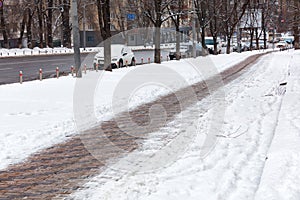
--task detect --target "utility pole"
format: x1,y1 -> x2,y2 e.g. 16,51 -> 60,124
72,0 -> 82,77
83,4 -> 86,50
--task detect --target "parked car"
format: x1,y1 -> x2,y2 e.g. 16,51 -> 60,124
276,41 -> 288,50
204,37 -> 222,54
93,45 -> 135,69
169,42 -> 204,60
232,42 -> 250,52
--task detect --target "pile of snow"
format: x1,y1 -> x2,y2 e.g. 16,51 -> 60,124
0,44 -> 177,58
0,47 -> 101,57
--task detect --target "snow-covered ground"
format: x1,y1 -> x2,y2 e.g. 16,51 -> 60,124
0,44 -> 175,58
0,50 -> 267,170
1,49 -> 299,200
69,50 -> 300,200
255,51 -> 300,200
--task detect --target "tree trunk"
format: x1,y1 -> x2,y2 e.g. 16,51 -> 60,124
226,37 -> 231,54
97,0 -> 112,71
248,28 -> 253,50
18,13 -> 27,48
294,25 -> 299,49
62,0 -> 71,48
255,28 -> 259,49
201,27 -> 206,49
175,25 -> 180,60
213,36 -> 217,55
293,0 -> 299,49
37,2 -> 44,48
71,0 -> 82,77
47,0 -> 53,48
27,9 -> 33,49
0,1 -> 9,48
154,26 -> 161,63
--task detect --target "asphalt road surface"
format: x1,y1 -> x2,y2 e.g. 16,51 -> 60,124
0,50 -> 170,85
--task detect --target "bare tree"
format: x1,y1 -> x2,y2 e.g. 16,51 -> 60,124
46,0 -> 54,47
60,0 -> 71,47
242,1 -> 261,50
206,0 -> 222,54
168,0 -> 184,60
36,0 -> 44,48
18,13 -> 27,48
111,0 -> 126,38
143,0 -> 175,63
195,0 -> 209,49
97,0 -> 112,71
221,0 -> 249,54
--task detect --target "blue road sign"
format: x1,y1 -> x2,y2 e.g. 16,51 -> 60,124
127,13 -> 136,21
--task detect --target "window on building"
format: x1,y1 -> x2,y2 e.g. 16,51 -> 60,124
87,36 -> 94,42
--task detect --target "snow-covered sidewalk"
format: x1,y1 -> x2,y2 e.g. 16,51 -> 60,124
0,50 -> 268,171
255,51 -> 300,200
68,50 -> 300,200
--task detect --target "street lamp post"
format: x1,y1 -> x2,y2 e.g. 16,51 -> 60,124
72,0 -> 81,77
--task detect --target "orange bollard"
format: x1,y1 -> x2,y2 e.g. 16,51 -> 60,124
19,71 -> 23,84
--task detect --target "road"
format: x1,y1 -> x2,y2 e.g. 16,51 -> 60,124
0,50 -> 170,85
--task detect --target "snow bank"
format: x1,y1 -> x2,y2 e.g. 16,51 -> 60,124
0,44 -> 176,58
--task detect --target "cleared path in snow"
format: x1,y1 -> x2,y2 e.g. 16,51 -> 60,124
69,52 -> 292,200
0,53 -> 269,199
